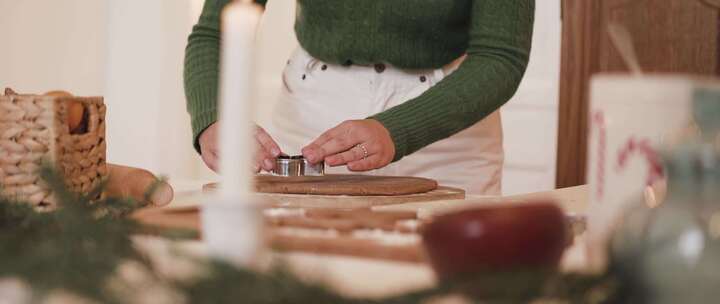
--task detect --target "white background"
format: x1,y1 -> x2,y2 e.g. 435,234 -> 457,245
0,0 -> 560,195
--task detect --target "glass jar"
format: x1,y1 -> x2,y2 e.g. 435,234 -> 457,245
610,145 -> 720,304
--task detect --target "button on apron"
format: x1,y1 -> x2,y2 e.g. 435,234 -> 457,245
374,63 -> 386,73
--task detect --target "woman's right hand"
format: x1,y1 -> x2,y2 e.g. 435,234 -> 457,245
199,122 -> 282,173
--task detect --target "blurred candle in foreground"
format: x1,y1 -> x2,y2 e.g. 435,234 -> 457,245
218,0 -> 262,198
204,0 -> 263,267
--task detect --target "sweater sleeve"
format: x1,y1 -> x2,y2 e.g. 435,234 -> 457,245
184,0 -> 266,153
371,0 -> 535,162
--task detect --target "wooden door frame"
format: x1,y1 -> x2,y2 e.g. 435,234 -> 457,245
556,0 -> 720,188
556,0 -> 600,188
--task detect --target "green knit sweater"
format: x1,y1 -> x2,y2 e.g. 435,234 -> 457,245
184,0 -> 534,161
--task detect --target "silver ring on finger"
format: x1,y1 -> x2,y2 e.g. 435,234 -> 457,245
356,143 -> 369,160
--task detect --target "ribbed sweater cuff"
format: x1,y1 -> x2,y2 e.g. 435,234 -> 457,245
191,110 -> 217,154
369,114 -> 410,163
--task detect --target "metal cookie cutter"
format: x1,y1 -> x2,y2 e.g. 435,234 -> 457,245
272,155 -> 324,177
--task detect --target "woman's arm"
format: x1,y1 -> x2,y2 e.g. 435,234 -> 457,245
183,0 -> 266,153
371,0 -> 535,162
185,0 -> 280,173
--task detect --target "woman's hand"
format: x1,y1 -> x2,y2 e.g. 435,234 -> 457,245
199,122 -> 282,173
253,125 -> 282,172
199,123 -> 221,172
301,119 -> 395,172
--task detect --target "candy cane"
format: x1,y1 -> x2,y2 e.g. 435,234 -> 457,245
616,137 -> 664,187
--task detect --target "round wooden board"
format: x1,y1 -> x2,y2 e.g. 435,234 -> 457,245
254,174 -> 438,196
203,174 -> 465,209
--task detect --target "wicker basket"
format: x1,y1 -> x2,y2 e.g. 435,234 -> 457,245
0,91 -> 107,210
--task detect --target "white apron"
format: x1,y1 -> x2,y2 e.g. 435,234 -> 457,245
268,48 -> 504,195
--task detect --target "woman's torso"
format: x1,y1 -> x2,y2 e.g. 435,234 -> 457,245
293,0 -> 473,69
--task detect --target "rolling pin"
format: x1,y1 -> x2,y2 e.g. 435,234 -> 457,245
105,164 -> 174,206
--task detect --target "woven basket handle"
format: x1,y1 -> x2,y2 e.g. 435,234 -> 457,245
84,100 -> 100,134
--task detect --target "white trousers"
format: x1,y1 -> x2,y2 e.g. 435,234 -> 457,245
268,48 -> 504,195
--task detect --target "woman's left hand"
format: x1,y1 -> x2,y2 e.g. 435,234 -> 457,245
301,119 -> 395,171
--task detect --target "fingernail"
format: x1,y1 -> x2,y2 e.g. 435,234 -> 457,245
253,164 -> 260,172
271,148 -> 281,157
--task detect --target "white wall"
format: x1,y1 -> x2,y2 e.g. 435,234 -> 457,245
0,0 -> 108,95
0,0 -> 561,194
500,2 -> 562,194
103,0 -> 202,180
0,0 -> 300,184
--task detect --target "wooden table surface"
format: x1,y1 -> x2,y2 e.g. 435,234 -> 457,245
133,183 -> 590,300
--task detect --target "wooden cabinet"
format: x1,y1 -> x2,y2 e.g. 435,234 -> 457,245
556,0 -> 720,188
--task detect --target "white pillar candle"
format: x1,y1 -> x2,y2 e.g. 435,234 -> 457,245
218,0 -> 262,198
203,0 -> 264,268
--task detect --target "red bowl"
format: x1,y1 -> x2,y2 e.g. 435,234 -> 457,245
421,202 -> 567,280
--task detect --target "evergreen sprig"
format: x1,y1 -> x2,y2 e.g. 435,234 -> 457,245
0,167 -> 149,303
